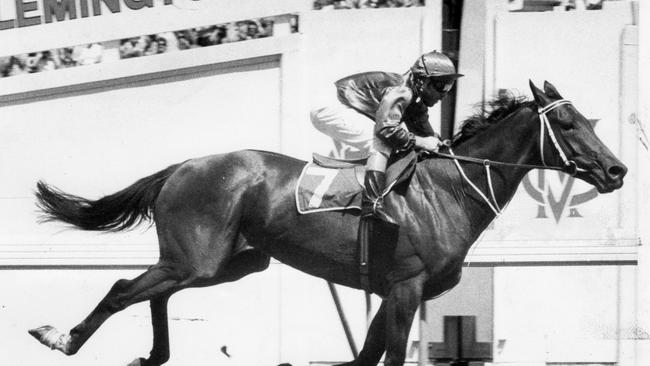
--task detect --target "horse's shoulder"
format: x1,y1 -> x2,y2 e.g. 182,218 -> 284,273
413,157 -> 460,187
404,157 -> 469,222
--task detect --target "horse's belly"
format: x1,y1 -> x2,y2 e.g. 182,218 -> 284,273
247,213 -> 366,290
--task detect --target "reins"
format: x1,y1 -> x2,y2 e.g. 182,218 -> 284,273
431,99 -> 585,216
433,150 -> 567,172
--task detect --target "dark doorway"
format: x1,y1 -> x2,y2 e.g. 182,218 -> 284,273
440,0 -> 464,139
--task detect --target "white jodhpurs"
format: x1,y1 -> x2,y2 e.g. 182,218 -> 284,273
310,102 -> 391,172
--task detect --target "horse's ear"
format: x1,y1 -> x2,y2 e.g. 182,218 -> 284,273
529,79 -> 548,106
543,81 -> 563,99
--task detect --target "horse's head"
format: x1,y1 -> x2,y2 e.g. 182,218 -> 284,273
529,80 -> 627,193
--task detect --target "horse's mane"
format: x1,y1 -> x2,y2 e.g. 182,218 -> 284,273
451,92 -> 534,147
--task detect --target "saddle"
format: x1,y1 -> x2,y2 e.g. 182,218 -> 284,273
296,151 -> 416,213
312,153 -> 367,169
296,150 -> 418,293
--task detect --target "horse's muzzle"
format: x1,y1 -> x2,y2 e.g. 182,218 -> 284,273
575,159 -> 627,193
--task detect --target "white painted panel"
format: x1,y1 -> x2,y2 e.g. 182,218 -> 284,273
494,266 -> 634,364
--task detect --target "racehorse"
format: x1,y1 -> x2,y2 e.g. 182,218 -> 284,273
29,81 -> 626,366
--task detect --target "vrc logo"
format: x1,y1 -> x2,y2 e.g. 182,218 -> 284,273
522,118 -> 600,223
522,170 -> 598,223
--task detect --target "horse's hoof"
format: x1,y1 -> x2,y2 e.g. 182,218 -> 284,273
28,325 -> 73,355
127,358 -> 146,366
128,357 -> 162,366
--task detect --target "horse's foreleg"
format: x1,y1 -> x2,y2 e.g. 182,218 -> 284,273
383,271 -> 428,366
336,300 -> 388,366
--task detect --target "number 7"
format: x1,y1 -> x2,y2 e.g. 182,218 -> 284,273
307,167 -> 338,208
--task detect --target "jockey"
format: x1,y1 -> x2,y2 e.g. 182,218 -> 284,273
310,50 -> 463,224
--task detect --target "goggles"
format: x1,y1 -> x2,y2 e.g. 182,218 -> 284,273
430,78 -> 454,94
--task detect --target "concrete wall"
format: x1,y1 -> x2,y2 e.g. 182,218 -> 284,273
636,3 -> 649,366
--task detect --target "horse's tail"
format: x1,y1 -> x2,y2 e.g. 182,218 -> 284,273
35,162 -> 184,232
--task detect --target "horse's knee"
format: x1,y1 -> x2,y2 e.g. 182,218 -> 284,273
110,278 -> 132,292
383,356 -> 406,366
100,278 -> 133,311
243,250 -> 271,273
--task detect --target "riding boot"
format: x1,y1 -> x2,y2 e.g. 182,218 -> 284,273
357,170 -> 397,291
360,170 -> 395,224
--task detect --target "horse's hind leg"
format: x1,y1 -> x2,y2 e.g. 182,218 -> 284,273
141,295 -> 171,366
31,214 -> 259,366
29,262 -> 191,357
124,295 -> 172,366
136,244 -> 270,366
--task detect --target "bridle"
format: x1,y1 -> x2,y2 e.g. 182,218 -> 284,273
432,98 -> 586,215
538,99 -> 580,172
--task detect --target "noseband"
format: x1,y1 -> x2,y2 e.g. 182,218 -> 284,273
434,98 -> 584,215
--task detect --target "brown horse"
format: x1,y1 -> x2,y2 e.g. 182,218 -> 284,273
29,81 -> 626,366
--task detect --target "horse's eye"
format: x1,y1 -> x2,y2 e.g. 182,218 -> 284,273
555,110 -> 573,129
561,122 -> 574,130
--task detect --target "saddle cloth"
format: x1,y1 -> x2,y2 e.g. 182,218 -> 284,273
295,151 -> 417,214
295,163 -> 364,214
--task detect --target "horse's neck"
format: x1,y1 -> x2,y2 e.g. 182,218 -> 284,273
448,107 -> 539,225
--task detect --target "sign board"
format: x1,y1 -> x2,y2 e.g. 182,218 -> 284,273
0,0 -> 307,57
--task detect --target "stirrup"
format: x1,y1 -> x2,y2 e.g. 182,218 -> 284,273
362,200 -> 396,225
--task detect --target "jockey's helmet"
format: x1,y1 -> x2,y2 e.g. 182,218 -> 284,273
410,50 -> 463,81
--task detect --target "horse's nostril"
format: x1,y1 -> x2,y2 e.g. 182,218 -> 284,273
608,165 -> 626,179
